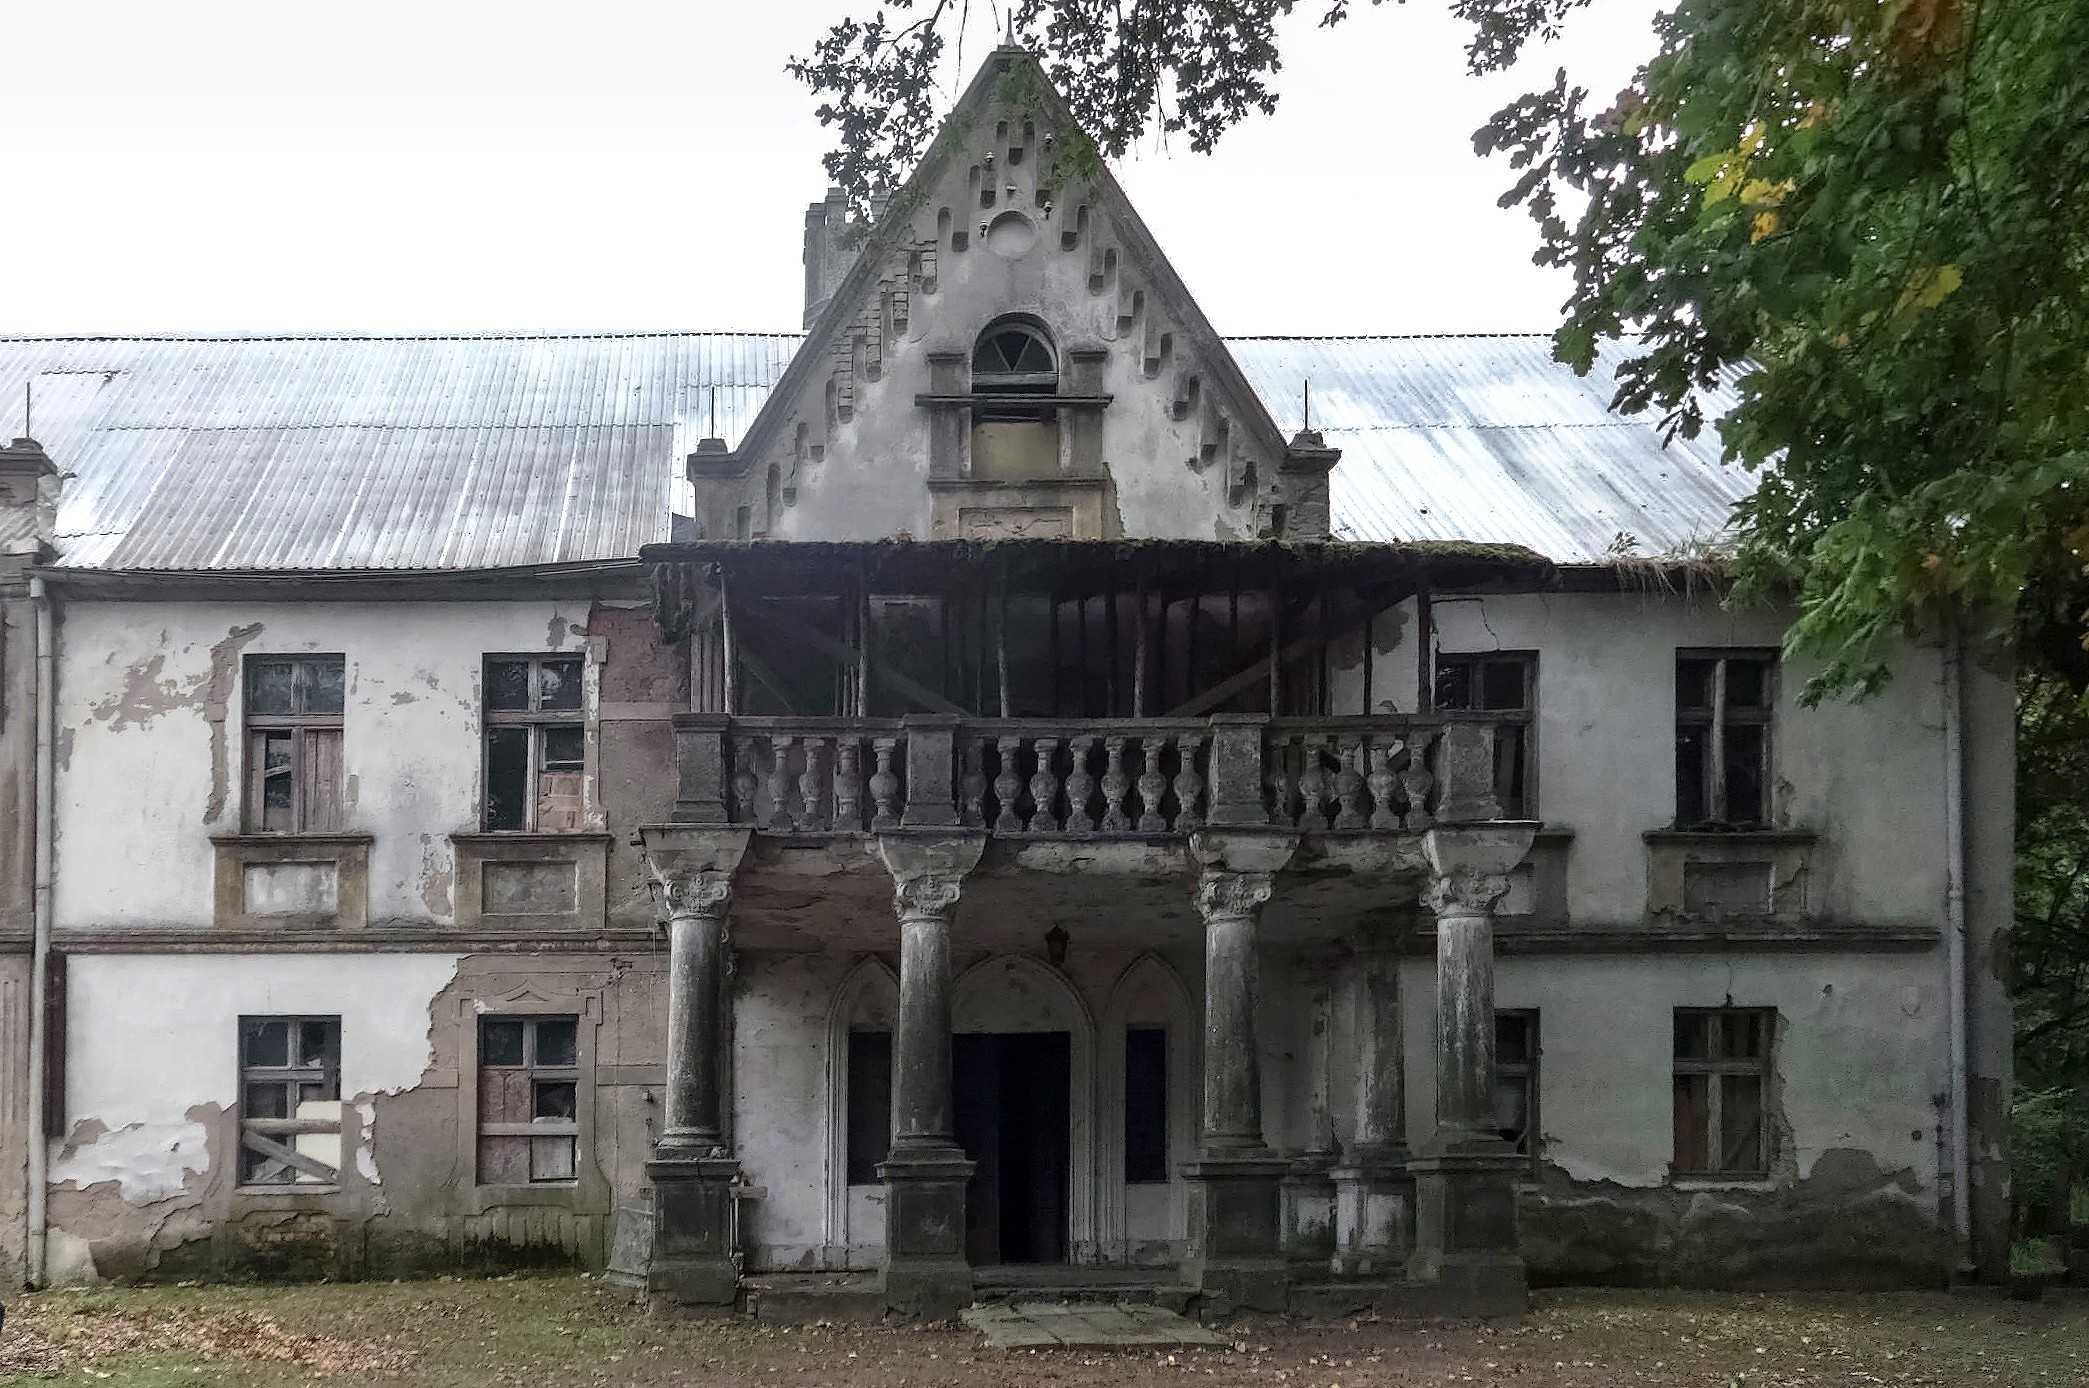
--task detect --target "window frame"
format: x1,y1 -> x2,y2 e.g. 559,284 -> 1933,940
474,1012 -> 582,1187
1671,1006 -> 1776,1179
1433,649 -> 1539,818
242,655 -> 347,834
1674,649 -> 1778,828
236,1014 -> 342,1188
481,653 -> 589,833
1493,1008 -> 1540,1174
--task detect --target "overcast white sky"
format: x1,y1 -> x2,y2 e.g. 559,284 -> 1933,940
2,0 -> 1666,337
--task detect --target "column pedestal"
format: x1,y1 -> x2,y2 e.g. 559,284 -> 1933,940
876,1146 -> 976,1317
646,1153 -> 743,1305
1183,1155 -> 1292,1310
1407,1144 -> 1527,1316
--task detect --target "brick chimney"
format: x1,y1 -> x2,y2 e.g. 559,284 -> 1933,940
802,186 -> 884,329
0,436 -> 59,558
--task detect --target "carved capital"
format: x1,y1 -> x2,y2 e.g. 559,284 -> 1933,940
893,871 -> 967,922
1422,868 -> 1511,921
658,869 -> 736,921
1195,869 -> 1275,923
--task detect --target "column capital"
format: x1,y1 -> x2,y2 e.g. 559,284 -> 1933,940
1421,868 -> 1511,920
638,825 -> 752,920
1420,823 -> 1536,919
875,829 -> 986,920
1195,869 -> 1275,923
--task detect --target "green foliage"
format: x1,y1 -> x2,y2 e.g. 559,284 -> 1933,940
2011,1086 -> 2089,1236
2015,667 -> 2089,1088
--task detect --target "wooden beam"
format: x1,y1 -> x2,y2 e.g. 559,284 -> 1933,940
1168,591 -> 1410,718
754,602 -> 969,717
1415,572 -> 1434,714
239,1128 -> 340,1184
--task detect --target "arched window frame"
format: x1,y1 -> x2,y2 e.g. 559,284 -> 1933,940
972,316 -> 1059,395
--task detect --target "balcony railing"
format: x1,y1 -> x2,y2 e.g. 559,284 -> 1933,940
671,711 -> 1524,836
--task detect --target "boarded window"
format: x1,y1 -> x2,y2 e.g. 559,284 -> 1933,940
845,1029 -> 892,1185
238,1015 -> 341,1185
1673,1008 -> 1773,1175
1493,1010 -> 1539,1168
483,656 -> 587,831
244,656 -> 346,833
477,1015 -> 581,1184
1434,651 -> 1537,817
1675,652 -> 1776,826
1124,1026 -> 1169,1183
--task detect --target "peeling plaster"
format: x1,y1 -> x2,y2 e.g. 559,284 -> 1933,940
52,1115 -> 213,1205
201,622 -> 265,822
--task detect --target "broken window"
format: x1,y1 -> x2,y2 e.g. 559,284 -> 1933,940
243,655 -> 346,833
484,655 -> 586,831
1675,652 -> 1776,827
1493,1010 -> 1539,1170
1435,651 -> 1536,817
1672,1008 -> 1774,1176
844,1028 -> 893,1185
1124,1026 -> 1169,1183
477,1015 -> 581,1184
238,1015 -> 342,1186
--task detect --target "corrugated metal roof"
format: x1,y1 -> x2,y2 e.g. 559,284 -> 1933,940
0,331 -> 1749,571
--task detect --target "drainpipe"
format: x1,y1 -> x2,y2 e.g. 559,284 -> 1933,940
1942,626 -> 1971,1271
25,573 -> 54,1286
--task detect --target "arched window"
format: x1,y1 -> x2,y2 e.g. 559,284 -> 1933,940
972,317 -> 1058,401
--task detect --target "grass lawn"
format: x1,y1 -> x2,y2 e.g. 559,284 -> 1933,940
0,1275 -> 2083,1387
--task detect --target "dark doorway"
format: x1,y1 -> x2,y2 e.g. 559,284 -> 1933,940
954,1031 -> 1070,1264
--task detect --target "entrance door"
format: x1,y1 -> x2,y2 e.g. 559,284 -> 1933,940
954,1031 -> 1070,1265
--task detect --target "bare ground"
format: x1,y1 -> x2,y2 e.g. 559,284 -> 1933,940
0,1274 -> 2083,1388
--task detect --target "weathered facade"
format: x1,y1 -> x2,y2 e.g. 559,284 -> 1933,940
0,49 -> 2011,1317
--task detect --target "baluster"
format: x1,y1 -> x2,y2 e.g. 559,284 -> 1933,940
1063,735 -> 1098,833
1027,737 -> 1062,832
795,737 -> 829,831
1333,735 -> 1367,829
1295,733 -> 1331,832
993,736 -> 1026,833
1171,732 -> 1205,832
764,735 -> 798,832
833,738 -> 864,830
868,736 -> 901,830
961,736 -> 989,828
1401,729 -> 1437,831
1136,737 -> 1169,832
732,736 -> 760,824
1100,736 -> 1132,831
1265,735 -> 1295,826
1367,737 -> 1402,830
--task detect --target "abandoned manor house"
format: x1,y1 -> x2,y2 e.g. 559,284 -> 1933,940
0,51 -> 2014,1319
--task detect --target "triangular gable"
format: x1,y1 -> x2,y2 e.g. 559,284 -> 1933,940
690,47 -> 1326,545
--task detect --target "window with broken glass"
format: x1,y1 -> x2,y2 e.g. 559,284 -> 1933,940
1493,1010 -> 1539,1170
238,1016 -> 342,1186
477,1015 -> 580,1184
1672,1008 -> 1774,1177
1675,652 -> 1776,827
244,656 -> 346,833
483,656 -> 586,831
1434,651 -> 1536,818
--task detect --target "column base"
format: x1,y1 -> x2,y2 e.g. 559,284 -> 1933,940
1406,1139 -> 1526,1316
646,1153 -> 741,1306
1331,1147 -> 1414,1278
1183,1153 -> 1290,1312
878,1145 -> 975,1319
1281,1154 -> 1339,1270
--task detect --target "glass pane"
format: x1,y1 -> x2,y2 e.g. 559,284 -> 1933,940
244,1081 -> 288,1120
530,1136 -> 577,1182
1677,658 -> 1715,711
298,1020 -> 336,1071
242,1018 -> 289,1068
487,660 -> 532,712
1434,661 -> 1473,711
1496,725 -> 1528,819
1491,1077 -> 1529,1152
846,1030 -> 893,1185
1720,1075 -> 1764,1171
1481,659 -> 1526,711
1674,1011 -> 1712,1061
304,658 -> 345,715
480,1018 -> 526,1067
1495,1013 -> 1531,1066
1673,1074 -> 1711,1169
538,658 -> 583,711
485,727 -> 530,831
1675,725 -> 1707,824
541,725 -> 585,770
532,1080 -> 578,1121
1724,723 -> 1768,824
248,661 -> 295,715
1726,658 -> 1770,709
478,1135 -> 529,1185
535,1017 -> 578,1067
1723,1010 -> 1769,1060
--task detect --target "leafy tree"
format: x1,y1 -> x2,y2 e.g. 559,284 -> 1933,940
791,0 -> 2089,702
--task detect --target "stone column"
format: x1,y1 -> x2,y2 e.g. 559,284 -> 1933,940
638,825 -> 752,1306
1183,828 -> 1297,1312
1407,823 -> 1536,1316
874,829 -> 987,1318
1331,936 -> 1413,1277
1281,968 -> 1339,1271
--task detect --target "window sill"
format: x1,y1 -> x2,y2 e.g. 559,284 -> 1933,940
450,833 -> 609,931
209,832 -> 375,847
1643,828 -> 1816,845
450,831 -> 613,845
211,834 -> 372,930
1668,1174 -> 1776,1191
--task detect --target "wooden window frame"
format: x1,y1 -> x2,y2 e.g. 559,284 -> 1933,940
482,654 -> 588,833
1675,650 -> 1778,828
475,1013 -> 582,1187
243,655 -> 346,834
1671,1006 -> 1775,1179
237,1014 -> 342,1188
1434,649 -> 1539,818
1494,1008 -> 1540,1174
